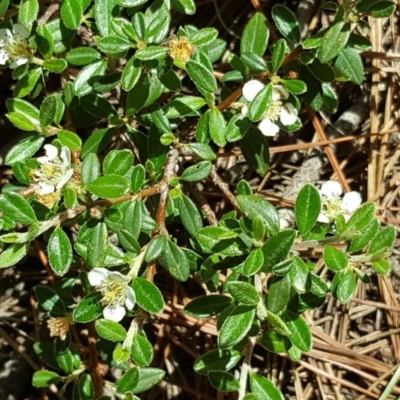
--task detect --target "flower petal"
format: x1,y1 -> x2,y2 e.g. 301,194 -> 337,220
9,57 -> 29,69
279,103 -> 298,126
13,24 -> 29,40
320,181 -> 342,199
37,144 -> 58,163
38,183 -> 55,195
0,49 -> 9,64
242,80 -> 265,102
341,191 -> 362,213
88,267 -> 109,286
258,117 -> 280,137
107,271 -> 130,284
124,287 -> 136,310
317,212 -> 330,224
273,85 -> 289,100
0,29 -> 12,44
241,105 -> 249,117
56,169 -> 74,190
103,304 -> 126,322
60,146 -> 71,166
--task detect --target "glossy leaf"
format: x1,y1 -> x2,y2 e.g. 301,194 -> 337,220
228,281 -> 259,305
194,349 -> 241,374
248,84 -> 272,122
272,4 -> 300,44
133,277 -> 164,314
177,194 -> 203,237
319,22 -> 350,63
335,47 -> 363,84
250,373 -> 284,400
336,270 -> 357,304
208,371 -> 240,392
209,108 -> 227,147
262,230 -> 296,270
48,227 -> 73,276
0,192 -> 37,224
369,226 -> 396,254
285,310 -> 312,352
184,295 -> 233,318
295,184 -> 321,235
103,149 -> 134,176
267,275 -> 290,313
241,13 -> 269,57
324,245 -> 348,271
87,175 -> 130,198
73,291 -> 103,323
180,161 -> 212,182
131,334 -> 154,367
95,319 -> 127,341
61,0 -> 83,30
116,367 -> 140,393
243,249 -> 264,277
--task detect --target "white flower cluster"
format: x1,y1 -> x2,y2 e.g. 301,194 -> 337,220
241,79 -> 298,137
318,180 -> 362,224
32,144 -> 74,196
88,268 -> 136,322
0,24 -> 30,69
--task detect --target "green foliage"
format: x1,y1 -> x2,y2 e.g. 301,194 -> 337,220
0,0 -> 395,397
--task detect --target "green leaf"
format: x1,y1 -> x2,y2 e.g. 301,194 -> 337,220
308,59 -> 335,83
0,192 -> 37,224
334,47 -> 364,85
218,305 -> 255,348
241,13 -> 269,57
103,149 -> 134,176
121,57 -> 142,91
267,275 -> 290,313
80,93 -> 117,119
123,200 -> 142,239
7,112 -> 36,131
344,203 -> 376,233
281,79 -> 307,94
57,129 -> 82,151
48,227 -> 73,276
177,194 -> 203,238
117,229 -> 140,253
40,95 -> 58,126
61,0 -> 83,30
66,47 -> 101,66
194,349 -> 241,375
208,371 -> 240,392
81,153 -> 100,186
133,277 -> 164,314
180,161 -> 212,182
336,270 -> 357,304
81,127 -> 114,158
190,28 -> 218,47
226,113 -> 250,142
248,85 -> 273,122
135,46 -> 168,60
87,175 -> 130,198
184,295 -> 233,318
94,0 -> 119,37
163,96 -> 206,118
266,310 -> 290,336
271,38 -> 286,72
187,143 -> 216,161
13,68 -> 40,99
319,22 -> 351,63
289,257 -> 310,293
323,245 -> 348,271
95,319 -> 127,341
249,373 -> 284,400
237,195 -> 279,235
43,59 -> 68,73
240,126 -> 269,175
0,243 -> 30,269
73,291 -> 103,323
372,259 -> 391,275
258,331 -> 291,353
171,0 -> 195,14
19,0 -> 39,28
144,235 -> 167,263
132,367 -> 165,394
159,240 -> 190,281
243,248 -> 264,277
369,226 -> 396,254
34,285 -> 66,314
285,310 -> 312,352
131,165 -> 146,193
0,0 -> 10,18
187,51 -> 217,94
241,52 -> 268,72
131,334 -> 154,367
77,374 -> 94,400
295,184 -> 321,235
228,281 -> 259,305
73,60 -> 107,96
209,108 -> 227,147
45,18 -> 76,54
36,24 -> 54,59
32,371 -> 61,388
87,222 -> 108,268
271,4 -> 301,44
116,367 -> 140,393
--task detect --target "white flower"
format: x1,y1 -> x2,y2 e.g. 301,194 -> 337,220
317,180 -> 362,223
88,267 -> 136,322
0,24 -> 30,69
32,144 -> 74,196
242,80 -> 298,137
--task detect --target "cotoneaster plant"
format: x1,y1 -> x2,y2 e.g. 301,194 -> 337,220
0,0 -> 396,398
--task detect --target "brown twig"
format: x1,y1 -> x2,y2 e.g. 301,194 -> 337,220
87,322 -> 103,397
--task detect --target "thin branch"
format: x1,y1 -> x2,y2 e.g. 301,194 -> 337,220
210,166 -> 241,213
238,337 -> 256,400
187,183 -> 218,226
